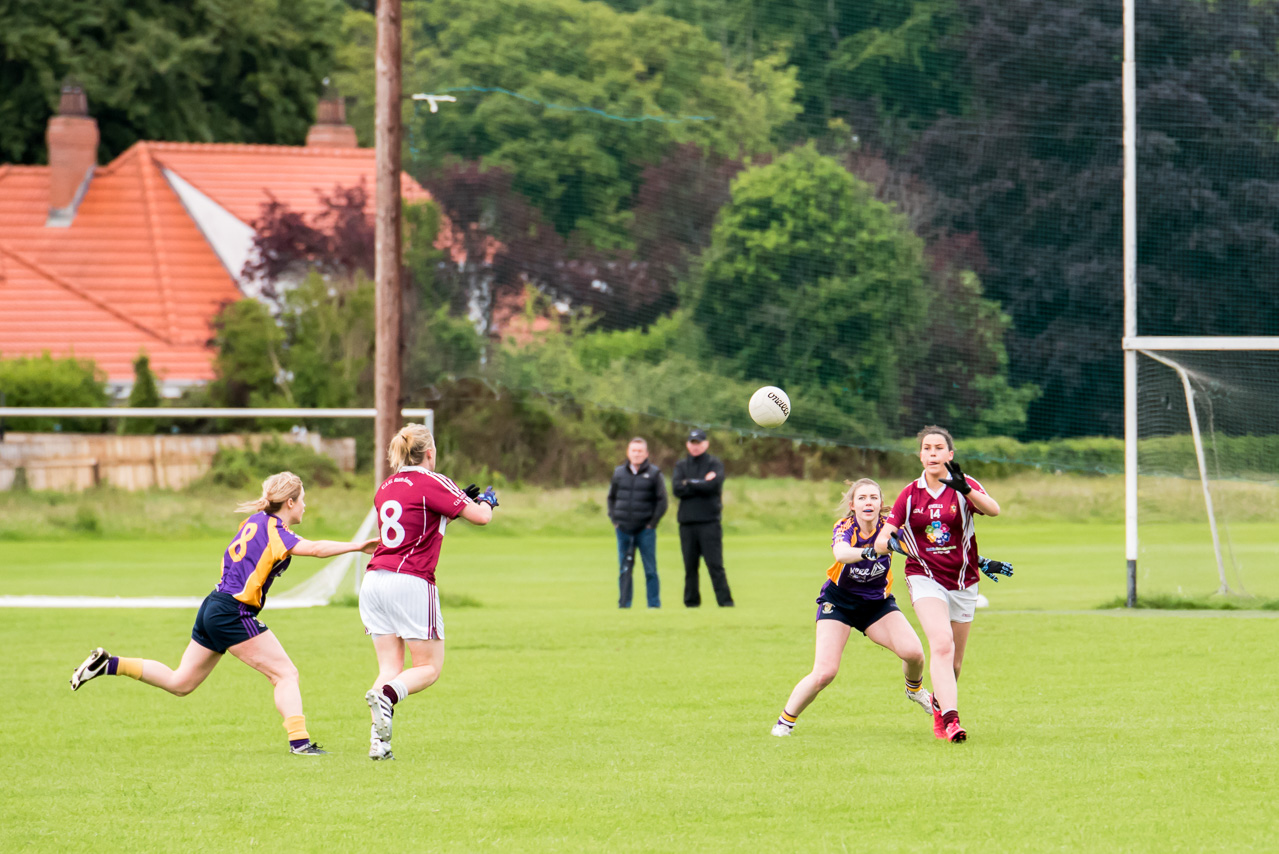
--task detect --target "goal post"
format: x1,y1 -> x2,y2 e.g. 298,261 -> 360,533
0,406 -> 431,609
1122,337 -> 1279,603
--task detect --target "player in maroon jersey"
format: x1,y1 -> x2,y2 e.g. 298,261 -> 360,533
359,424 -> 496,760
770,478 -> 932,738
876,425 -> 1012,743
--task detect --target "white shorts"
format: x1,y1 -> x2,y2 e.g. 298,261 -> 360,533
359,570 -> 445,641
905,574 -> 979,623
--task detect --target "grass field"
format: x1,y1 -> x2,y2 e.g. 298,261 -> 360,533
3,478 -> 1278,851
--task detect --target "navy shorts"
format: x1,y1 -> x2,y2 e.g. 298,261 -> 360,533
192,591 -> 268,654
815,591 -> 900,634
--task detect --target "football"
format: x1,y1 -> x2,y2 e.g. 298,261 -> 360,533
748,386 -> 790,428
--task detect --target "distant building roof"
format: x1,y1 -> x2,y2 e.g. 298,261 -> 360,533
0,133 -> 430,388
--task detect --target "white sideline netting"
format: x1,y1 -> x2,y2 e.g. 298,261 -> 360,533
0,508 -> 378,609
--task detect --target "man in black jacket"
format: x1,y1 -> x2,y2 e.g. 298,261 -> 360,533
606,437 -> 667,608
672,428 -> 734,607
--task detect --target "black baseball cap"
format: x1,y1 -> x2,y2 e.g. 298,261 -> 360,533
687,428 -> 708,442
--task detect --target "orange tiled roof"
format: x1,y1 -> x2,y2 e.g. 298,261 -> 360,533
145,142 -> 431,224
0,141 -> 430,383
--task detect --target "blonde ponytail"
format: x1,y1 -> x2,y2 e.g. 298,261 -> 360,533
235,471 -> 304,515
387,424 -> 435,470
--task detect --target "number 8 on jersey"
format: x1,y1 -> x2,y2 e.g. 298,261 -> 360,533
380,500 -> 405,547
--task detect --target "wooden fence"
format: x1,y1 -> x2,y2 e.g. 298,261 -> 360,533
0,433 -> 356,492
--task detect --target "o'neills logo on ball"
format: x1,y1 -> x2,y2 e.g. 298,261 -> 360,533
768,392 -> 789,416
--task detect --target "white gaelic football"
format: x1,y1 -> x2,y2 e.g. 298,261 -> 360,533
748,386 -> 791,428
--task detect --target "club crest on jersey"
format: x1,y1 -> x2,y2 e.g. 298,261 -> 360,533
821,602 -> 834,614
925,520 -> 951,546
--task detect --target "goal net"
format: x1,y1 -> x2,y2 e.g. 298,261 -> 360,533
1135,349 -> 1279,601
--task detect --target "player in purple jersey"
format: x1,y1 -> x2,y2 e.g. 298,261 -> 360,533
877,426 -> 1012,744
360,424 -> 495,760
70,472 -> 378,755
770,478 -> 932,737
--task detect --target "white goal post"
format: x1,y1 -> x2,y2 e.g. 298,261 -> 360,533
1121,0 -> 1279,604
0,406 -> 430,609
0,407 -> 434,427
1122,337 -> 1279,603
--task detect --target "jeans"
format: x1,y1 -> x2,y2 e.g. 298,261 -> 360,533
616,527 -> 660,608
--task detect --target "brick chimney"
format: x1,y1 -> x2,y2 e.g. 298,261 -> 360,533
306,79 -> 358,148
46,80 -> 99,227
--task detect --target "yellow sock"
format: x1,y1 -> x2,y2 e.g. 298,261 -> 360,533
283,715 -> 309,742
780,710 -> 798,724
115,658 -> 143,680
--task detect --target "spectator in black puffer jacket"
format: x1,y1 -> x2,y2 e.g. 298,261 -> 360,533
606,437 -> 668,608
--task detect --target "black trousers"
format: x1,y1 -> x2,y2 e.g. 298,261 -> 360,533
680,521 -> 734,607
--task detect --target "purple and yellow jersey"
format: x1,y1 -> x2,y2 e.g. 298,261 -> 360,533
822,516 -> 893,600
213,512 -> 301,611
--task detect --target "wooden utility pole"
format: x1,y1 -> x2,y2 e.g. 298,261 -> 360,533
374,0 -> 403,485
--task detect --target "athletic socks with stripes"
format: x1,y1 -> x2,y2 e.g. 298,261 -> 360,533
775,710 -> 798,733
905,676 -> 924,696
381,679 -> 408,711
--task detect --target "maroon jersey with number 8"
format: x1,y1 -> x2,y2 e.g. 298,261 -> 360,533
885,473 -> 987,591
366,466 -> 473,584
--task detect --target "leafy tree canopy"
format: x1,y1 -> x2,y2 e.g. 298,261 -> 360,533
0,352 -> 109,432
1,0 -> 346,164
618,0 -> 968,147
692,145 -> 931,435
378,0 -> 800,246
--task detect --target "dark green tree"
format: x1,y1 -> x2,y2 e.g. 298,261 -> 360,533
909,0 -> 1279,438
1,0 -> 346,164
119,351 -> 161,434
692,145 -> 931,436
619,0 -> 968,147
208,300 -> 287,409
381,0 -> 799,246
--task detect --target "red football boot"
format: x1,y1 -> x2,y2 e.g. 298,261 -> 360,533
932,698 -> 945,739
944,720 -> 967,743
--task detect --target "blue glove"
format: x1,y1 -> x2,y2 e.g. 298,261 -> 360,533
860,545 -> 879,562
978,556 -> 1013,582
477,486 -> 499,508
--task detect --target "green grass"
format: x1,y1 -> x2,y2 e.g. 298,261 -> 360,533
3,480 -> 1279,851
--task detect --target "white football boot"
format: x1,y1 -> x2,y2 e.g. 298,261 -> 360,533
770,720 -> 794,737
366,689 -> 394,741
70,647 -> 111,691
905,686 -> 933,715
369,724 -> 395,761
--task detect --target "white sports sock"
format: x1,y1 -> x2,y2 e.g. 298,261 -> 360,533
388,679 -> 409,703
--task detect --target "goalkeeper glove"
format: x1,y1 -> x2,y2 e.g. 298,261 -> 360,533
978,556 -> 1013,582
462,483 -> 481,501
942,460 -> 972,495
886,531 -> 913,558
860,545 -> 880,562
477,486 -> 499,508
